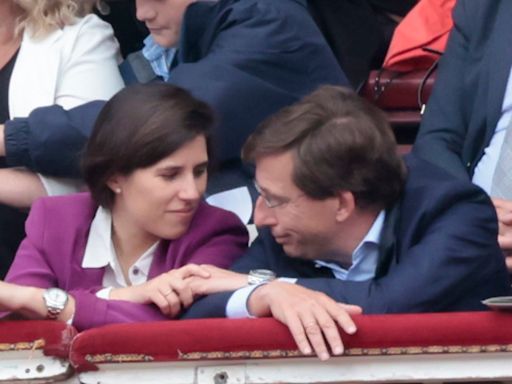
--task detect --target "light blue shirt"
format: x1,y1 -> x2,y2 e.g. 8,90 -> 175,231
472,66 -> 512,194
226,211 -> 386,318
142,35 -> 176,82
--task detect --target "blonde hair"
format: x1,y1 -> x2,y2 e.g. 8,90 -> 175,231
14,0 -> 97,38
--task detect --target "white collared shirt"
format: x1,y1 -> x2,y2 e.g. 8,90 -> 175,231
82,206 -> 159,299
226,211 -> 386,318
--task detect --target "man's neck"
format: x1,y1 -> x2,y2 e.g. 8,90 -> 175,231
333,208 -> 381,264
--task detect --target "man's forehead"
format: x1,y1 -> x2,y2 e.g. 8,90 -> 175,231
255,151 -> 297,192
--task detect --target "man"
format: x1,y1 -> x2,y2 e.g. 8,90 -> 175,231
413,0 -> 512,270
183,85 -> 512,360
1,0 -> 347,179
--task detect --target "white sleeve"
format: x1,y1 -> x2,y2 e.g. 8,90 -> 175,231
226,278 -> 297,318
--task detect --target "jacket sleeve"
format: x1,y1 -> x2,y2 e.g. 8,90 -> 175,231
4,101 -> 105,177
413,0 -> 472,178
70,290 -> 168,331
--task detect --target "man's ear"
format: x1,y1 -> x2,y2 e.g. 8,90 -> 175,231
335,190 -> 356,222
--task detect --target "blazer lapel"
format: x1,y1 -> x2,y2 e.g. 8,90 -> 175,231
375,202 -> 400,278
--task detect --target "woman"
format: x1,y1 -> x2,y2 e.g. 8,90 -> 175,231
0,83 -> 248,330
0,0 -> 124,276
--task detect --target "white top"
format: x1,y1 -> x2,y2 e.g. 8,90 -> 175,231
8,14 -> 125,196
472,66 -> 512,193
81,206 -> 159,299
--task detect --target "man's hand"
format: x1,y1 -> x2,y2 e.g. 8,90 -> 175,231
186,265 -> 248,296
248,281 -> 362,361
492,198 -> 512,272
110,264 -> 210,317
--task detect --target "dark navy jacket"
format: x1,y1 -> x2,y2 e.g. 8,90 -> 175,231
4,0 -> 347,178
414,0 -> 512,178
183,154 -> 512,318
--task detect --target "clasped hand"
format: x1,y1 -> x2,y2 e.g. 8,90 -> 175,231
109,264 -> 248,317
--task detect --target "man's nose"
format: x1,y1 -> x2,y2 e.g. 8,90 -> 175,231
254,196 -> 278,227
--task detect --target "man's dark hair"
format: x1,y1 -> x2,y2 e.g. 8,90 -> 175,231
82,83 -> 215,209
242,85 -> 406,210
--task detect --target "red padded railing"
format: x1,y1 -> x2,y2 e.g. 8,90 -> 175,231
68,311 -> 512,372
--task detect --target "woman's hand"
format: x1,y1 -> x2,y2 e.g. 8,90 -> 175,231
186,265 -> 249,296
109,264 -> 211,317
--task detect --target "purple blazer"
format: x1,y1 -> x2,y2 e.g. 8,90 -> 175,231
5,193 -> 248,330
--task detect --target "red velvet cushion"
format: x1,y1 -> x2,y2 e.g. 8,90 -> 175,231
69,311 -> 512,372
0,320 -> 77,358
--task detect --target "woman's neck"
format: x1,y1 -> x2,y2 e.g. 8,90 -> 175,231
110,207 -> 159,270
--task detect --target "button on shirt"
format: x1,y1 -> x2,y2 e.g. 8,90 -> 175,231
226,211 -> 386,318
81,206 -> 159,299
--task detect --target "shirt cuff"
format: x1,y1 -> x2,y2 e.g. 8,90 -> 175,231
96,287 -> 113,300
225,278 -> 297,318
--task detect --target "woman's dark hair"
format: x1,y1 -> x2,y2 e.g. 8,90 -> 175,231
242,85 -> 406,211
82,83 -> 215,208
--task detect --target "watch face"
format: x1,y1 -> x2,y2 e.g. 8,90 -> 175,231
47,288 -> 67,302
44,288 -> 68,308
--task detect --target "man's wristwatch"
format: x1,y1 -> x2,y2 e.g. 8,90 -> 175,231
42,288 -> 69,320
248,269 -> 276,285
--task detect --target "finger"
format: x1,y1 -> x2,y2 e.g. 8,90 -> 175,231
506,256 -> 512,273
498,234 -> 512,251
152,291 -> 171,315
331,305 -> 358,335
312,307 -> 345,357
163,290 -> 182,317
297,310 -> 331,361
169,280 -> 194,307
338,303 -> 363,315
157,286 -> 181,317
177,264 -> 211,279
282,311 -> 313,357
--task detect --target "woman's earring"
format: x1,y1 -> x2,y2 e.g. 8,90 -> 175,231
115,188 -> 121,194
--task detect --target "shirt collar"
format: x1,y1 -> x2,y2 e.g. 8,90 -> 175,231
315,210 -> 385,281
82,207 -> 159,285
82,206 -> 114,268
142,35 -> 176,81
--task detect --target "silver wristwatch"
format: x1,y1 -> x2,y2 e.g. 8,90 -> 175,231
42,288 -> 69,320
248,269 -> 276,285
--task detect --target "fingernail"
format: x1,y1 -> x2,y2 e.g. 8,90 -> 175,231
347,326 -> 356,334
333,346 -> 343,355
319,352 -> 330,361
303,347 -> 312,355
